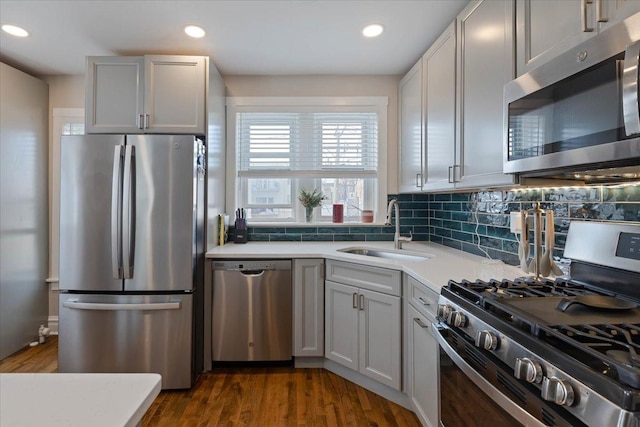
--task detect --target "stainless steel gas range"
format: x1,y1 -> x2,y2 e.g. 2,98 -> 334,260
434,221 -> 640,427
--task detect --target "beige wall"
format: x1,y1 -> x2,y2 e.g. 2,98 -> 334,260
224,75 -> 401,193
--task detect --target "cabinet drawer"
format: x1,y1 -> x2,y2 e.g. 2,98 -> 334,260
406,274 -> 438,318
326,260 -> 400,296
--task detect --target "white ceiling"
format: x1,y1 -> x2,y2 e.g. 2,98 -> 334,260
0,0 -> 469,77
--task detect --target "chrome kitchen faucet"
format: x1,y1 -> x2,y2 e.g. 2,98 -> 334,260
385,199 -> 412,250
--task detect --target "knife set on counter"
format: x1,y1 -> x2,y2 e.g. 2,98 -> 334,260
234,208 -> 248,244
517,202 -> 562,278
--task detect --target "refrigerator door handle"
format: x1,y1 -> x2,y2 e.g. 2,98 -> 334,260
62,299 -> 182,311
111,145 -> 124,279
122,145 -> 136,279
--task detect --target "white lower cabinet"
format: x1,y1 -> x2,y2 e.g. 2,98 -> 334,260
293,259 -> 324,357
325,279 -> 401,390
406,303 -> 439,427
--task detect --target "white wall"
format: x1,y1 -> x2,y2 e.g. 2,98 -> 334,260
0,63 -> 50,358
224,75 -> 401,194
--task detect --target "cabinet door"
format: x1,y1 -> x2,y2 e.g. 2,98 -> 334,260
423,22 -> 456,192
398,60 -> 424,193
601,0 -> 640,31
407,304 -> 439,427
515,0 -> 589,76
293,259 -> 324,357
358,288 -> 401,390
325,280 -> 359,371
85,56 -> 144,134
144,55 -> 206,134
456,0 -> 516,189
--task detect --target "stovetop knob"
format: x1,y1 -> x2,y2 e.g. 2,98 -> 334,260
448,311 -> 467,328
437,304 -> 452,319
514,357 -> 543,384
541,377 -> 575,407
475,330 -> 499,350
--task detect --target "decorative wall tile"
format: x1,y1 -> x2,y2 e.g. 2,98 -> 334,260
430,183 -> 640,266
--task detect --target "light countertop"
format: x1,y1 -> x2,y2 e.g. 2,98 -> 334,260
0,373 -> 161,427
206,241 -> 525,293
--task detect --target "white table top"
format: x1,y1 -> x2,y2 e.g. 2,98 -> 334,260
0,373 -> 161,427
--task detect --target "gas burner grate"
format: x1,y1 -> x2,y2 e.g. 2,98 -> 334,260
542,323 -> 640,389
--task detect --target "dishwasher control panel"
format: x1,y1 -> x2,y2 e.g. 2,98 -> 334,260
212,260 -> 291,271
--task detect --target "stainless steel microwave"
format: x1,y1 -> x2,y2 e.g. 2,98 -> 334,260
503,13 -> 640,182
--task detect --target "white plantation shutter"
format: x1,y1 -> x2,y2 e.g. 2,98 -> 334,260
237,110 -> 378,178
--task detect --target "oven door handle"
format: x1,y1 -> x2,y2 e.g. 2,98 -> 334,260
623,40 -> 640,136
432,323 -> 546,427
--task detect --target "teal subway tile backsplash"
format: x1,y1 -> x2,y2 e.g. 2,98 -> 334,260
430,183 -> 640,265
227,185 -> 640,266
230,194 -> 430,243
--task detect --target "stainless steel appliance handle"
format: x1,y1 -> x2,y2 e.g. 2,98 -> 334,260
122,145 -> 136,279
623,40 -> 640,136
432,323 -> 546,427
581,0 -> 594,32
63,299 -> 181,311
111,145 -> 124,279
240,270 -> 265,276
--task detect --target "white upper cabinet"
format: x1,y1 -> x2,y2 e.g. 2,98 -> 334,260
516,0 -> 640,76
398,2 -> 517,193
85,56 -> 145,134
86,55 -> 206,134
455,0 -> 516,189
398,60 -> 424,193
422,22 -> 456,192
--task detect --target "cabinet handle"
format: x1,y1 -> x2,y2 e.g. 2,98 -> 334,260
359,294 -> 365,311
415,173 -> 421,188
417,297 -> 431,306
448,166 -> 453,183
144,114 -> 150,129
414,318 -> 429,329
138,114 -> 144,130
581,0 -> 594,32
595,0 -> 607,22
352,292 -> 358,309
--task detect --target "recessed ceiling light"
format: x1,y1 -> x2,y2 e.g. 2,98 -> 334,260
362,24 -> 384,38
184,25 -> 205,38
2,24 -> 29,37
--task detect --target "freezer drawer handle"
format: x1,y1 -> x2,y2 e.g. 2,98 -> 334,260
62,299 -> 181,311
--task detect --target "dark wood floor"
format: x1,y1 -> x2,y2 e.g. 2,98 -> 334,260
0,337 -> 421,426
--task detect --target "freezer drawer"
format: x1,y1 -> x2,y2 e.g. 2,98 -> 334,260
58,293 -> 193,389
212,260 -> 292,362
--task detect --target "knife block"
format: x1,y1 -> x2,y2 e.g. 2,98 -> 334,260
234,219 -> 248,244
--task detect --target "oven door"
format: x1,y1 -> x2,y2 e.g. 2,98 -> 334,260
433,322 -> 585,427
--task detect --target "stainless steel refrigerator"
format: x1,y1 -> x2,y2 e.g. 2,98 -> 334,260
58,134 -> 205,389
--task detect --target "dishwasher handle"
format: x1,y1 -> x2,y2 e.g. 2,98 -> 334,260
240,269 -> 266,276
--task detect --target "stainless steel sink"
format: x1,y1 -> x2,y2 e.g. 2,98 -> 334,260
338,247 -> 431,262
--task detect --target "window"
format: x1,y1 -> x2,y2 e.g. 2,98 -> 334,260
228,97 -> 388,223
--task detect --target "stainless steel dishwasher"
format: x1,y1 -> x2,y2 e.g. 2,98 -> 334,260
211,260 -> 292,362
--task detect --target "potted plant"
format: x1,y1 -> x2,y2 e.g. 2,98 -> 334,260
298,188 -> 326,222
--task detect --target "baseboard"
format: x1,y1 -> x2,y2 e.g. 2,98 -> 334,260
47,316 -> 59,335
293,356 -> 324,368
323,359 -> 412,410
